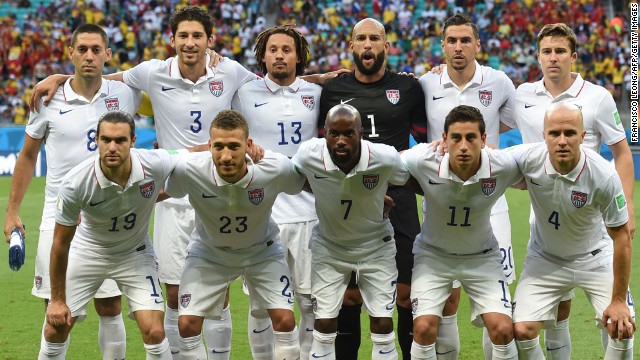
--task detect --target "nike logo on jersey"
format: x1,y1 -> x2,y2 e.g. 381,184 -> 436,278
252,325 -> 272,334
202,193 -> 218,198
288,298 -> 295,304
254,102 -> 269,107
432,96 -> 445,101
311,353 -> 332,358
428,179 -> 443,185
161,86 -> 176,91
385,304 -> 395,310
314,174 -> 329,179
524,103 -> 535,108
529,179 -> 542,186
211,349 -> 230,354
379,348 -> 395,355
89,199 -> 106,206
59,109 -> 74,115
505,271 -> 513,278
503,302 -> 512,309
154,299 -> 163,304
340,98 -> 355,104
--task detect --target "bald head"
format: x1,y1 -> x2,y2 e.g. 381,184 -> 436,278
543,102 -> 586,174
352,18 -> 386,40
325,104 -> 363,172
326,104 -> 362,130
543,102 -> 584,133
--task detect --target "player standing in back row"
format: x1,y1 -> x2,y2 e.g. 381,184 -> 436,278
318,18 -> 428,359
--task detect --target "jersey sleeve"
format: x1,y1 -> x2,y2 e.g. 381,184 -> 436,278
154,148 -> 189,180
599,172 -> 629,228
25,98 -> 48,139
230,60 -> 258,87
54,176 -> 82,226
275,153 -> 305,195
594,92 -> 627,146
498,74 -> 517,129
231,88 -> 244,113
388,148 -> 410,185
408,80 -> 428,143
122,60 -> 155,92
504,142 -> 537,169
400,142 -> 427,176
164,155 -> 189,199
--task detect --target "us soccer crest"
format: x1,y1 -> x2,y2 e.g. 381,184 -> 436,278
104,98 -> 120,111
248,188 -> 264,205
35,276 -> 42,290
301,95 -> 315,110
363,174 -> 379,190
209,80 -> 223,97
571,191 -> 588,208
386,89 -> 400,105
478,90 -> 492,107
139,181 -> 155,198
180,293 -> 191,308
481,178 -> 496,196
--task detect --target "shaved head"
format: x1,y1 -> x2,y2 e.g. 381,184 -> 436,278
326,104 -> 362,130
352,18 -> 387,40
543,102 -> 584,133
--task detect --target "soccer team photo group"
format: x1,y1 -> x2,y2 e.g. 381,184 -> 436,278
0,0 -> 638,359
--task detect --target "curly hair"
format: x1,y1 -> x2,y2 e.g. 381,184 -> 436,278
254,25 -> 309,76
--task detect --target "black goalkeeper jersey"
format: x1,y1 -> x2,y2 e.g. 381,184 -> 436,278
318,70 -> 428,151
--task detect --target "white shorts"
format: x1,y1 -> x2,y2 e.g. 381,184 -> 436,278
153,202 -> 194,284
512,252 -> 632,328
411,249 -> 512,327
311,250 -> 397,319
32,230 -> 120,300
279,220 -> 316,295
66,248 -> 164,320
179,253 -> 294,320
491,210 -> 515,284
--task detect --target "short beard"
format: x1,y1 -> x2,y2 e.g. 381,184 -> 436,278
353,51 -> 385,76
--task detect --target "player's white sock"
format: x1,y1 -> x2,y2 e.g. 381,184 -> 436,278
274,327 -> 300,359
179,334 -> 207,360
38,338 -> 69,360
410,341 -> 436,360
144,338 -> 172,360
492,339 -> 518,360
601,327 -> 610,351
248,312 -> 274,359
371,332 -> 398,359
204,305 -> 232,359
297,293 -> 315,360
98,313 -> 126,360
163,307 -> 180,359
435,314 -> 459,359
604,337 -> 634,360
516,337 -> 545,360
482,327 -> 492,360
544,318 -> 571,360
310,330 -> 336,360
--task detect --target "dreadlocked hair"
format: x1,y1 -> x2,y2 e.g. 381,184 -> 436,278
254,25 -> 309,76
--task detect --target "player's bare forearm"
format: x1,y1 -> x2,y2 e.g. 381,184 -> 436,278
607,223 -> 632,303
609,140 -> 635,237
49,223 -> 75,303
103,72 -> 125,82
30,74 -> 71,111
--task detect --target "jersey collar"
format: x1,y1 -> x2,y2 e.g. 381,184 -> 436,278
544,147 -> 586,182
169,54 -> 216,84
93,150 -> 146,189
212,155 -> 255,188
322,140 -> 371,178
264,75 -> 301,93
440,61 -> 483,90
535,73 -> 585,99
62,78 -> 110,103
438,148 -> 491,184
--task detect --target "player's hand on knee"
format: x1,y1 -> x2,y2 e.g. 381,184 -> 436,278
602,302 -> 636,340
30,74 -> 67,112
46,300 -> 72,327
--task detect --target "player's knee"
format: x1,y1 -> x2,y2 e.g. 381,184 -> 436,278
165,285 -> 180,309
271,311 -> 296,332
94,296 -> 122,316
178,315 -> 203,338
142,325 -> 166,344
513,322 -> 539,341
369,317 -> 393,334
314,318 -> 337,334
556,300 -> 572,320
487,321 -> 514,345
43,323 -> 70,343
342,288 -> 363,305
412,316 -> 438,344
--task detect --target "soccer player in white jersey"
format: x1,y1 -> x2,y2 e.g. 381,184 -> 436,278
164,110 -> 304,360
401,105 -> 521,360
418,13 -> 516,359
3,24 -> 141,360
292,104 -> 408,360
502,23 -> 635,359
509,103 -> 635,359
42,111 -> 185,360
231,25 -> 322,360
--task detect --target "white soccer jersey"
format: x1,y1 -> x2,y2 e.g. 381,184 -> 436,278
402,143 -> 523,255
232,76 -> 322,223
164,151 -> 305,266
55,149 -> 183,257
292,138 -> 410,261
419,63 -> 515,215
506,73 -> 626,150
508,144 -> 628,261
26,78 -> 141,231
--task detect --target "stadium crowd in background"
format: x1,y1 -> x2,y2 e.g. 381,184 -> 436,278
0,0 -> 634,125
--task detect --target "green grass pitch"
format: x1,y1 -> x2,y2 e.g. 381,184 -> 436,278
0,177 -> 638,359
